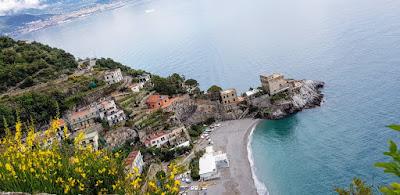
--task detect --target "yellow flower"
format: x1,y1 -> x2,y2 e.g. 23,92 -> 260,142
98,167 -> 106,174
149,181 -> 156,189
5,163 -> 13,172
74,132 -> 85,147
64,185 -> 70,194
95,180 -> 103,186
56,177 -> 64,184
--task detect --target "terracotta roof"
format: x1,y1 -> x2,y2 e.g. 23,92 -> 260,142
70,107 -> 97,120
146,95 -> 169,104
99,100 -> 115,109
57,119 -> 66,127
125,150 -> 140,166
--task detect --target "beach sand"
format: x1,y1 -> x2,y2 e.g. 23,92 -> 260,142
207,119 -> 260,195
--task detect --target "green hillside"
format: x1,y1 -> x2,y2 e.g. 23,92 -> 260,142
0,36 -> 77,93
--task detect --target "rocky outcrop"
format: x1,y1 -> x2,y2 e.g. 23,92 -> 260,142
251,80 -> 324,119
166,80 -> 324,124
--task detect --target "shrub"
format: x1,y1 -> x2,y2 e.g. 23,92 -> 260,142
189,150 -> 205,181
0,118 -> 180,194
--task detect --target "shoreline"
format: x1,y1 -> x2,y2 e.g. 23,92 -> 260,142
208,119 -> 266,195
247,119 -> 269,195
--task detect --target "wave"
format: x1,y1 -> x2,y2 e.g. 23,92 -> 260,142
247,121 -> 269,195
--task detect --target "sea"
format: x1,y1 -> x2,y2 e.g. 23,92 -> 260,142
18,0 -> 400,194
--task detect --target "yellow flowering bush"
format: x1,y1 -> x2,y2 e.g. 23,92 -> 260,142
0,117 -> 180,195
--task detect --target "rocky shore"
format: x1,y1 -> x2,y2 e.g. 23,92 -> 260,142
169,80 -> 324,124
250,80 -> 325,119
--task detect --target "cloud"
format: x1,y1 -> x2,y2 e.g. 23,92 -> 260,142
0,0 -> 45,15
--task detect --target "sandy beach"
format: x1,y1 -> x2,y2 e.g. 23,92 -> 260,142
206,119 -> 261,195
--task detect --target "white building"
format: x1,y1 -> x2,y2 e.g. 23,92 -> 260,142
98,99 -> 126,126
78,58 -> 96,71
129,83 -> 143,92
245,88 -> 261,100
125,150 -> 145,174
138,73 -> 151,84
144,131 -> 170,148
81,129 -> 99,150
143,126 -> 188,148
104,68 -> 123,85
199,146 -> 229,181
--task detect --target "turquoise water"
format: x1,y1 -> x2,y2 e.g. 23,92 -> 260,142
19,0 -> 400,194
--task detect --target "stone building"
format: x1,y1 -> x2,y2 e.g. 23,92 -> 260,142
220,88 -> 238,105
260,73 -> 289,96
104,68 -> 123,85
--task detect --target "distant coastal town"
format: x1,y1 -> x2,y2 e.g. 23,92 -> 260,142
5,0 -> 134,37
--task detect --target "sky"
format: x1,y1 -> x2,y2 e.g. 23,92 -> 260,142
0,0 -> 46,15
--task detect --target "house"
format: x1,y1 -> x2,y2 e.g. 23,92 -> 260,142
80,129 -> 99,150
128,83 -> 142,92
167,126 -> 188,145
220,89 -> 238,105
199,146 -> 229,181
125,150 -> 145,174
244,88 -> 261,100
144,131 -> 170,148
78,58 -> 96,71
67,99 -> 126,131
260,73 -> 289,96
145,95 -> 171,109
138,73 -> 151,84
104,68 -> 123,85
67,106 -> 99,131
143,126 -> 188,148
98,99 -> 126,126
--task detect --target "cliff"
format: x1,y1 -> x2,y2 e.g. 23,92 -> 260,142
250,80 -> 324,119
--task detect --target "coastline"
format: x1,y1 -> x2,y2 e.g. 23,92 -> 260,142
247,120 -> 269,195
208,119 -> 266,195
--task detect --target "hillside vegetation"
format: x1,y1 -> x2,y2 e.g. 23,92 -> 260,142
0,36 -> 77,92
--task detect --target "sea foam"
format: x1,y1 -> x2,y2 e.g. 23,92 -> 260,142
247,122 -> 269,195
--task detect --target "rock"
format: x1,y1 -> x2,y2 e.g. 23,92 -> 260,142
254,80 -> 324,119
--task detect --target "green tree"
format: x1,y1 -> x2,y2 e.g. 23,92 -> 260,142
336,124 -> 400,195
0,36 -> 77,93
207,85 -> 222,93
375,124 -> 400,194
151,74 -> 186,96
335,178 -> 373,195
184,79 -> 199,87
